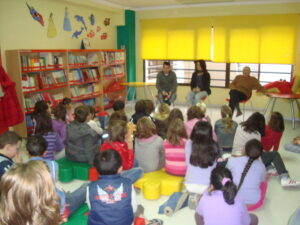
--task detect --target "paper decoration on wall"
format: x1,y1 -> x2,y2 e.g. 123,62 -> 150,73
90,14 -> 95,26
47,13 -> 57,38
81,38 -> 91,49
96,26 -> 101,32
26,2 -> 44,26
72,27 -> 84,39
87,30 -> 95,38
63,7 -> 72,31
104,18 -> 110,26
75,15 -> 87,31
100,33 -> 107,40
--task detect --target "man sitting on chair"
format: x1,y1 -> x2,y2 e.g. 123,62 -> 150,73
229,66 -> 265,117
156,62 -> 177,105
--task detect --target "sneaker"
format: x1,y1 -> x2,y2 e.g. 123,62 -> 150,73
236,111 -> 242,117
281,178 -> 300,187
147,219 -> 163,225
267,167 -> 279,177
188,193 -> 200,210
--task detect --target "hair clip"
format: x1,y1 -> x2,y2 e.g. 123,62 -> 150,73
222,177 -> 231,186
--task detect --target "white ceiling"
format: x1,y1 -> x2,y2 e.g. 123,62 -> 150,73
93,0 -> 300,10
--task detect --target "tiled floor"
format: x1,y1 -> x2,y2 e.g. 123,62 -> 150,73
32,104 -> 300,225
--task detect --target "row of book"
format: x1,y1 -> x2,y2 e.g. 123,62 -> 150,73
69,69 -> 100,84
103,65 -> 125,76
101,52 -> 125,65
22,71 -> 67,92
68,53 -> 98,65
21,53 -> 64,71
70,84 -> 100,98
24,92 -> 64,110
25,115 -> 35,134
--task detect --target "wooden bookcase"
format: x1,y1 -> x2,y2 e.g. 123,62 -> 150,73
5,49 -> 126,137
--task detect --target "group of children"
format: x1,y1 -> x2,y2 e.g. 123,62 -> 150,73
0,97 -> 299,225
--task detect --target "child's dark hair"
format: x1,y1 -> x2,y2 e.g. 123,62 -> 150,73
94,149 -> 122,175
32,100 -> 49,119
134,100 -> 146,114
210,167 -> 237,205
74,106 -> 89,123
26,135 -> 48,156
190,121 -> 218,168
269,112 -> 285,132
61,97 -> 72,105
34,113 -> 53,135
168,108 -> 184,124
144,99 -> 155,115
237,139 -> 263,191
53,104 -> 67,121
108,119 -> 127,142
241,112 -> 265,137
113,100 -> 125,111
109,111 -> 128,124
187,105 -> 204,121
0,131 -> 22,149
88,106 -> 96,119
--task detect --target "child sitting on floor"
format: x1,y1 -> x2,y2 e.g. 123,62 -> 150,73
227,139 -> 266,207
113,100 -> 125,112
34,113 -> 64,160
195,166 -> 258,225
154,103 -> 170,139
52,104 -> 67,145
214,105 -> 238,152
0,131 -> 22,179
87,106 -> 103,135
135,117 -> 164,173
164,118 -> 188,176
66,105 -> 100,165
196,101 -> 211,123
185,105 -> 204,138
261,112 -> 285,152
285,136 -> 300,154
130,100 -> 154,124
167,108 -> 184,131
26,135 -> 87,221
60,97 -> 74,123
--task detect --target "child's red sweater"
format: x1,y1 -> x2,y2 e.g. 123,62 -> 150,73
100,141 -> 134,170
261,125 -> 283,152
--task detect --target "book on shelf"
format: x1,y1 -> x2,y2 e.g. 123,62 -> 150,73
25,114 -> 35,134
69,68 -> 100,83
24,92 -> 62,110
70,84 -> 96,98
21,53 -> 63,71
101,51 -> 125,66
22,71 -> 66,92
104,64 -> 125,76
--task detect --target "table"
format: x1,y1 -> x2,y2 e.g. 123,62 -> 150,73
121,82 -> 156,105
263,93 -> 300,129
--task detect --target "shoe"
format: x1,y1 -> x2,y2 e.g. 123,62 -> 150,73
267,167 -> 278,177
281,177 -> 300,187
147,219 -> 163,225
188,193 -> 201,210
236,111 -> 242,117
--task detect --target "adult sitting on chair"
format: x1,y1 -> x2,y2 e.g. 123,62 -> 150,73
187,60 -> 211,105
229,66 -> 265,117
156,62 -> 177,105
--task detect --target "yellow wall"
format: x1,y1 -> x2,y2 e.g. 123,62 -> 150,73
135,2 -> 300,117
0,0 -> 124,69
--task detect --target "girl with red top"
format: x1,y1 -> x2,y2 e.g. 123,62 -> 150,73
261,112 -> 284,152
100,119 -> 143,183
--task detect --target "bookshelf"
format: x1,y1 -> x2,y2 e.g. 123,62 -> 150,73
5,49 -> 126,137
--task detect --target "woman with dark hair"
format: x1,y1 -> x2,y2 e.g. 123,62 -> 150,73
232,112 -> 300,187
187,60 -> 211,105
195,167 -> 258,225
34,113 -> 64,160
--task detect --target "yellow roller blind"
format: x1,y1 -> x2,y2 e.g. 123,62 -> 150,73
141,17 -> 212,60
213,14 -> 299,64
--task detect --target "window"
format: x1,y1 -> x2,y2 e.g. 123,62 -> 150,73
144,60 -> 292,87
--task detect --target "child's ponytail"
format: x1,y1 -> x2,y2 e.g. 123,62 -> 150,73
220,105 -> 233,132
221,178 -> 237,205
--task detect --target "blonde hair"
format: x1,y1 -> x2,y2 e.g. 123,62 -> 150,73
166,118 -> 187,146
0,160 -> 60,225
221,105 -> 234,132
196,102 -> 207,115
154,103 -> 170,121
136,117 -> 156,139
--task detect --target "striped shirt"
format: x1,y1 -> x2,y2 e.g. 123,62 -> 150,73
42,132 -> 64,160
163,139 -> 187,176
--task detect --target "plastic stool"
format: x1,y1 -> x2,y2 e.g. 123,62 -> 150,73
62,204 -> 89,225
59,165 -> 73,183
143,179 -> 161,200
73,164 -> 91,180
89,167 -> 99,181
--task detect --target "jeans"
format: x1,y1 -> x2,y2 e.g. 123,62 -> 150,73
158,92 -> 176,105
285,143 -> 300,154
187,91 -> 208,105
65,183 -> 88,216
261,151 -> 288,176
229,89 -> 247,113
121,167 -> 144,184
